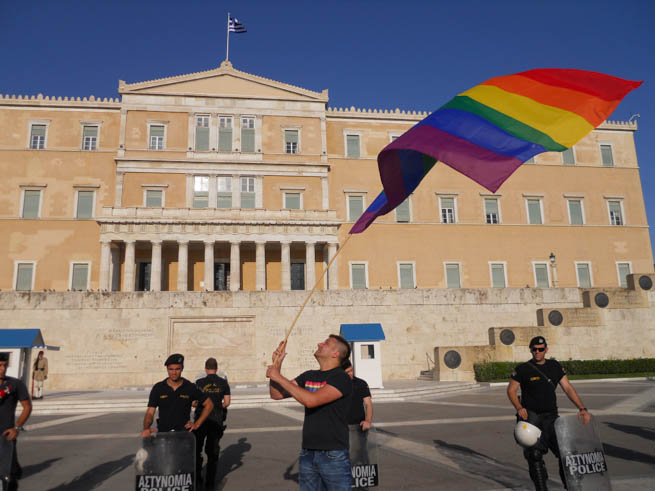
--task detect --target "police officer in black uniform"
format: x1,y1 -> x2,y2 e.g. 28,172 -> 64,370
141,354 -> 214,437
507,336 -> 591,491
194,357 -> 231,488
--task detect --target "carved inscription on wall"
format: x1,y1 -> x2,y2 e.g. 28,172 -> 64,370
65,352 -> 127,372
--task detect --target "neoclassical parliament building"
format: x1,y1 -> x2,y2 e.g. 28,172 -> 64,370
1,61 -> 652,294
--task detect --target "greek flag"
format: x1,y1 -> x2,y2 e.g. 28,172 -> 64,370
229,17 -> 246,33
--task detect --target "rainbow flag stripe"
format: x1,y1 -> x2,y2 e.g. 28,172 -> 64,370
304,381 -> 326,392
350,68 -> 641,234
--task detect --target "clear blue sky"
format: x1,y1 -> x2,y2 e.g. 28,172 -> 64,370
1,0 -> 653,262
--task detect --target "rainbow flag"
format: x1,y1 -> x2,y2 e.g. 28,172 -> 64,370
350,69 -> 642,234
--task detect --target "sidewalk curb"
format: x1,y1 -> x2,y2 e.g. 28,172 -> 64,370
488,376 -> 654,387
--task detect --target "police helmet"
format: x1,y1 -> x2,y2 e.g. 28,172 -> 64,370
514,421 -> 541,448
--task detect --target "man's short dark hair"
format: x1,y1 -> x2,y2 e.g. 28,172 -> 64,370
205,357 -> 218,370
329,334 -> 351,362
341,358 -> 352,370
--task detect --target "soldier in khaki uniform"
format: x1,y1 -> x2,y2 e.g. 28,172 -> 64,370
32,351 -> 48,399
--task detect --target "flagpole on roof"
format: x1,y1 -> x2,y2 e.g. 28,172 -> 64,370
226,12 -> 230,61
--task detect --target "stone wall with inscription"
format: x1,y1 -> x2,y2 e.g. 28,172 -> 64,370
0,287 -> 653,389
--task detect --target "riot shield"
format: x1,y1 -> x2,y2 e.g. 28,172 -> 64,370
0,437 -> 13,491
349,425 -> 379,488
555,414 -> 611,491
135,431 -> 196,491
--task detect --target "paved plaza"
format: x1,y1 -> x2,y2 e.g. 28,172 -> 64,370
12,380 -> 655,490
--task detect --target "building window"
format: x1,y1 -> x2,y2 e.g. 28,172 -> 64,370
347,195 -> 364,222
241,117 -> 255,152
284,129 -> 299,154
82,125 -> 98,150
350,263 -> 368,289
21,190 -> 41,219
149,125 -> 165,150
70,263 -> 90,291
346,134 -> 360,158
617,262 -> 631,288
214,263 -> 230,291
398,263 -> 415,289
395,198 -> 410,223
526,199 -> 543,224
567,199 -> 584,225
562,148 -> 575,165
284,192 -> 301,210
445,263 -> 461,288
219,117 -> 233,152
145,189 -> 163,207
291,263 -> 305,290
15,262 -> 35,291
217,177 -> 232,208
241,177 -> 255,208
440,197 -> 456,223
30,124 -> 46,149
193,176 -> 209,208
76,190 -> 95,219
490,263 -> 507,288
600,144 -> 614,166
576,262 -> 593,288
196,115 -> 210,151
533,263 -> 550,288
608,200 -> 623,225
484,198 -> 500,224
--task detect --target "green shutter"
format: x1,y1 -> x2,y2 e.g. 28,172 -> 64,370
346,135 -> 360,158
22,190 -> 41,218
534,264 -> 549,288
285,193 -> 301,209
568,200 -> 583,225
146,190 -> 162,207
396,199 -> 410,222
242,128 -> 255,152
527,200 -> 542,224
399,264 -> 414,288
219,128 -> 232,151
196,126 -> 209,151
76,191 -> 94,218
150,125 -> 164,137
562,148 -> 575,165
600,145 -> 614,166
217,192 -> 232,208
577,264 -> 592,288
491,264 -> 506,288
193,192 -> 208,208
285,130 -> 298,143
31,125 -> 46,137
617,263 -> 631,288
16,264 -> 33,291
348,196 -> 363,221
241,192 -> 255,208
351,264 -> 366,289
446,264 -> 460,288
71,264 -> 89,291
83,125 -> 98,137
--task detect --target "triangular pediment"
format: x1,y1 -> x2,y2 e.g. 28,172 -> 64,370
119,61 -> 328,102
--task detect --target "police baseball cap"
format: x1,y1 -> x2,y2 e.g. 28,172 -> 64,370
164,353 -> 184,366
529,336 -> 547,348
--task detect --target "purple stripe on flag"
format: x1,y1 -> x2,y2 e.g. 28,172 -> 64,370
349,191 -> 391,234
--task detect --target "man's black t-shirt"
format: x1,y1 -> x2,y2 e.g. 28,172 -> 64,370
295,367 -> 352,451
0,376 -> 29,431
195,374 -> 230,422
147,378 -> 207,431
348,377 -> 371,425
511,359 -> 566,414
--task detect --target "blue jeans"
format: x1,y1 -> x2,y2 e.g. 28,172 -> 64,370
299,448 -> 351,491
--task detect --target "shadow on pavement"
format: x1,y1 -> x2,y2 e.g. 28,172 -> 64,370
22,458 -> 61,478
283,458 -> 299,484
604,422 -> 655,441
217,437 -> 251,479
47,454 -> 134,491
603,443 -> 655,465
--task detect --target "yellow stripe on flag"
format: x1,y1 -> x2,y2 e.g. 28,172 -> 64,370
460,84 -> 594,148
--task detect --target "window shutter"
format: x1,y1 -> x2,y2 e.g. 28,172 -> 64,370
600,145 -> 614,166
71,264 -> 89,291
399,264 -> 414,288
22,190 -> 41,218
196,126 -> 209,151
241,193 -> 255,209
527,200 -> 542,224
31,125 -> 46,137
348,196 -> 363,221
219,128 -> 232,152
83,125 -> 98,138
577,264 -> 592,288
396,199 -> 410,222
534,264 -> 549,288
446,264 -> 460,288
562,148 -> 575,165
217,193 -> 232,208
285,130 -> 298,144
77,191 -> 94,218
16,264 -> 33,291
491,264 -> 506,288
285,193 -> 301,209
146,190 -> 162,207
351,264 -> 366,289
242,127 -> 255,152
568,200 -> 583,225
346,135 -> 360,158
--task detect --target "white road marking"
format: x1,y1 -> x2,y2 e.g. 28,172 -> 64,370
24,413 -> 108,431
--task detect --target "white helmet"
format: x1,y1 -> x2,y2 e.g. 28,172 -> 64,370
514,421 -> 541,448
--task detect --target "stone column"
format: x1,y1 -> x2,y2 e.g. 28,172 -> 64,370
99,240 -> 111,291
255,241 -> 266,291
150,240 -> 162,292
230,241 -> 240,291
110,246 -> 120,291
281,241 -> 291,291
124,240 -> 136,292
305,241 -> 316,290
204,241 -> 215,291
327,242 -> 338,290
177,240 -> 189,291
